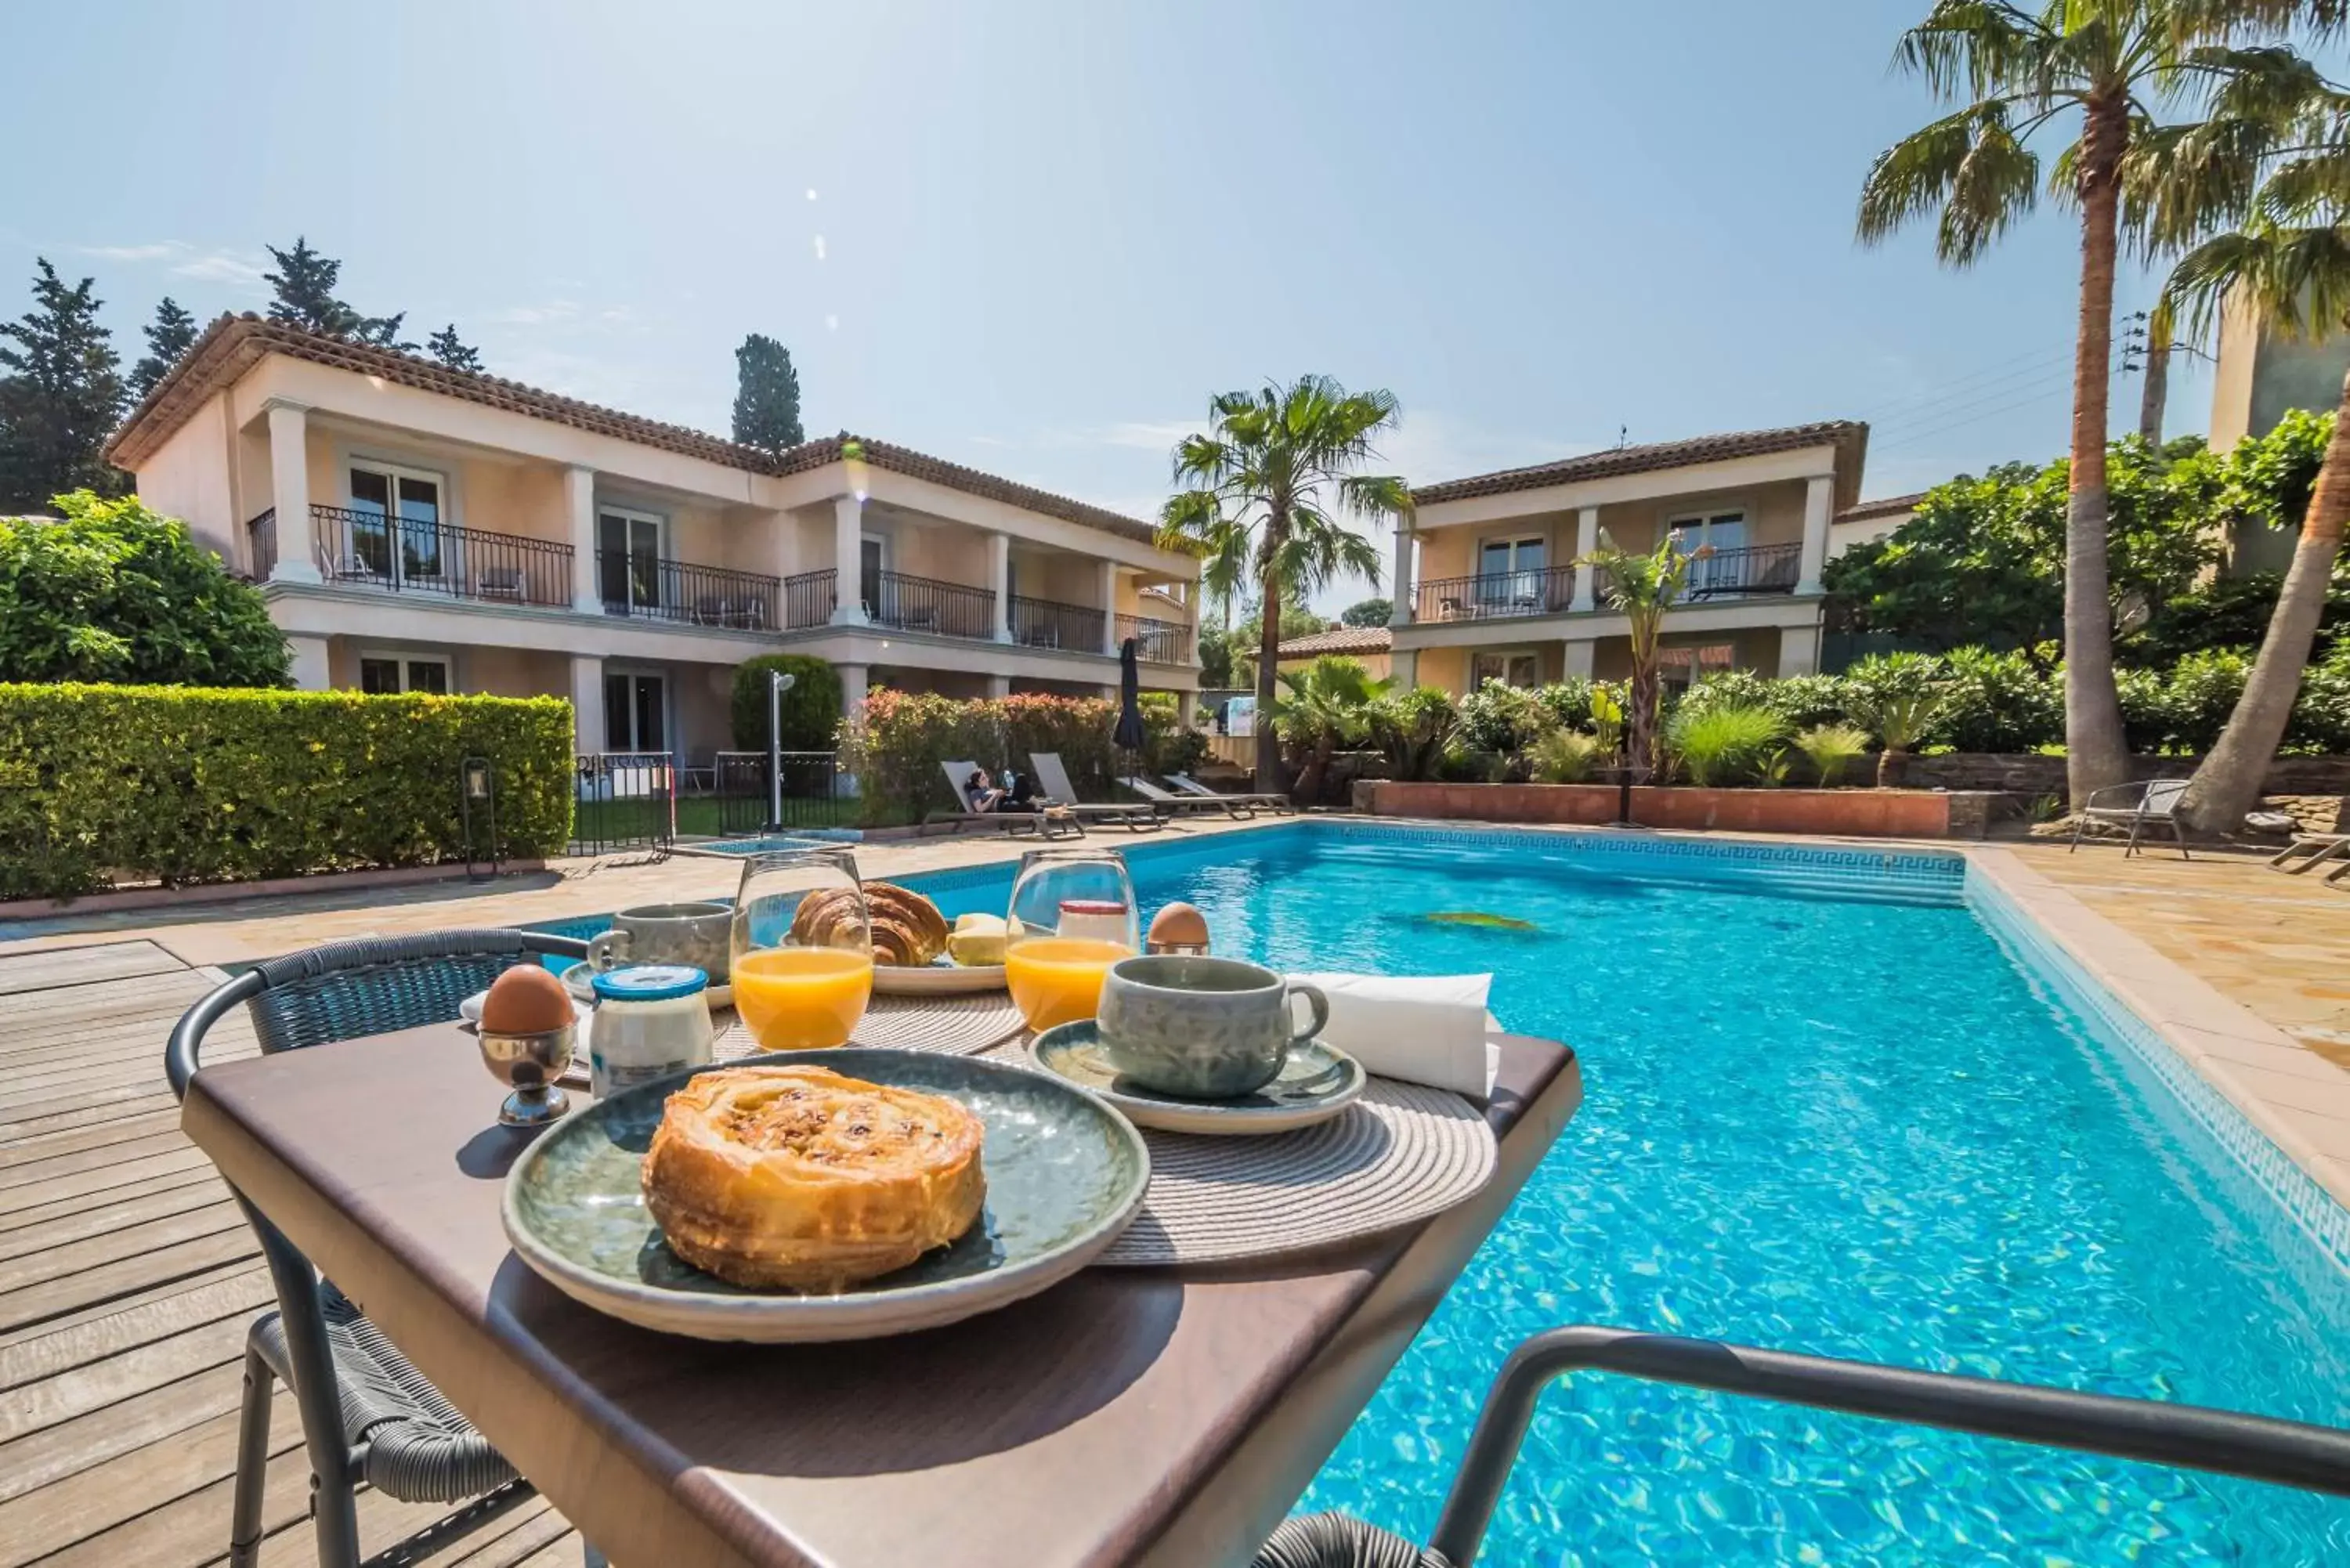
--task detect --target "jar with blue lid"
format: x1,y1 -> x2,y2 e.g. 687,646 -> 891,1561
588,963 -> 714,1098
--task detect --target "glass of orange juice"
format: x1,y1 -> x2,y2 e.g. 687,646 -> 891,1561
728,847 -> 873,1051
1004,847 -> 1137,1032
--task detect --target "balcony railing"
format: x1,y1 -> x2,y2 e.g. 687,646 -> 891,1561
783,569 -> 837,630
247,508 -> 277,580
1679,541 -> 1801,599
1117,614 -> 1192,665
1414,564 -> 1577,623
312,504 -> 573,606
598,550 -> 779,630
865,569 -> 996,640
1011,594 -> 1105,652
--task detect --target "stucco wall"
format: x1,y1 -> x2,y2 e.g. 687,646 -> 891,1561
1413,477 -> 1811,587
133,392 -> 238,565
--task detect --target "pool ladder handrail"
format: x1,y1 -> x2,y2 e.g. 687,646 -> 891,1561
1257,1324 -> 2350,1568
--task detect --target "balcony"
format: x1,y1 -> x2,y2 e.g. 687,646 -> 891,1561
866,569 -> 997,640
598,550 -> 781,630
1414,564 -> 1576,623
1117,614 -> 1192,665
783,569 -> 837,630
1011,594 -> 1105,652
247,508 -> 277,579
311,504 -> 573,606
1679,542 -> 1800,599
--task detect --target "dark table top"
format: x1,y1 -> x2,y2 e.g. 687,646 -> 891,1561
182,1028 -> 1580,1568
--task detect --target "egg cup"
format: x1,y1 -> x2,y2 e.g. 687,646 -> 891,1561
469,1019 -> 576,1126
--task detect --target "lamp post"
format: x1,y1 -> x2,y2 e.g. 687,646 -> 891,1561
765,670 -> 797,833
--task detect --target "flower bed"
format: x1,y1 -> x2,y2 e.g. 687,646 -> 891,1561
1367,781 -> 2001,839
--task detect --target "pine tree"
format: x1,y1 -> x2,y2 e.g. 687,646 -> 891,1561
0,259 -> 128,511
732,333 -> 804,453
129,297 -> 199,401
425,323 -> 483,373
262,237 -> 414,350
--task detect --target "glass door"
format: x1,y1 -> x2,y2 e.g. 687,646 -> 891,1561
861,534 -> 888,620
602,671 -> 667,753
597,511 -> 662,614
1477,537 -> 1545,612
346,466 -> 443,588
1669,511 -> 1744,596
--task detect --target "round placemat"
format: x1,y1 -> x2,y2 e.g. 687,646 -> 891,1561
982,1042 -> 1498,1266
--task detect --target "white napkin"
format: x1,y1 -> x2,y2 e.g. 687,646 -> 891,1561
1287,972 -> 1497,1100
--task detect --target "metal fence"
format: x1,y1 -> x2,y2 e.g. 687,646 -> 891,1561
570,752 -> 676,856
313,504 -> 574,606
711,751 -> 848,835
596,551 -> 779,629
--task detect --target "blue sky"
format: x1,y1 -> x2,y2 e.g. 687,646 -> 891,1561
0,0 -> 2220,610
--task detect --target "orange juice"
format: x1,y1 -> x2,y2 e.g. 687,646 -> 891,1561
732,947 -> 874,1050
1005,938 -> 1132,1031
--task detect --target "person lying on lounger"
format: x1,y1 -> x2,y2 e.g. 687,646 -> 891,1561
964,768 -> 1008,813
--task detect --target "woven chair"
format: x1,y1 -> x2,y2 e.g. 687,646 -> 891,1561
167,929 -> 588,1568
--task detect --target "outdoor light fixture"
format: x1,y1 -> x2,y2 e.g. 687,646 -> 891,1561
459,756 -> 501,880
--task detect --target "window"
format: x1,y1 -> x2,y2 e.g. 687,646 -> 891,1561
1472,650 -> 1542,688
860,533 -> 891,614
602,671 -> 667,753
358,652 -> 451,695
1667,510 -> 1745,596
1657,644 -> 1736,695
596,508 -> 665,613
1475,536 -> 1547,612
343,464 -> 445,585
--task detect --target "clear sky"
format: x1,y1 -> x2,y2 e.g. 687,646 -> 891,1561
0,0 -> 2224,611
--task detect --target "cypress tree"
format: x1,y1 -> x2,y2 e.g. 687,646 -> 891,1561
263,237 -> 413,350
732,333 -> 804,453
129,296 -> 199,401
0,259 -> 128,511
425,323 -> 483,373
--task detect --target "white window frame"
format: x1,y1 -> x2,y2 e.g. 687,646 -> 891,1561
338,459 -> 453,585
1475,533 -> 1548,576
602,666 -> 671,753
597,503 -> 670,611
356,649 -> 454,695
1663,508 -> 1748,551
1471,648 -> 1542,689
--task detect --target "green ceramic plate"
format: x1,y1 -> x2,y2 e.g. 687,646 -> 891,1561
1028,1023 -> 1367,1136
501,1049 -> 1149,1342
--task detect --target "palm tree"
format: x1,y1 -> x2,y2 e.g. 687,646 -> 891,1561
1578,533 -> 1698,777
2156,132 -> 2350,831
1158,377 -> 1409,784
1856,0 -> 2324,809
1271,655 -> 1393,803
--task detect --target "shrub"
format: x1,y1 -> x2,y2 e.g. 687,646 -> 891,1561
1531,679 -> 1597,732
1368,685 -> 1459,781
1843,652 -> 1948,786
1791,722 -> 1872,786
1665,701 -> 1790,786
840,688 -> 1119,826
728,655 -> 844,751
1138,692 -> 1209,778
0,684 -> 573,901
1766,674 -> 1854,732
1931,647 -> 2063,753
2160,649 -> 2250,753
2115,664 -> 2176,753
1456,680 -> 1556,755
2288,639 -> 2350,753
1528,728 -> 1607,783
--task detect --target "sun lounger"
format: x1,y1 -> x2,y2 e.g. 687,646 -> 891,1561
2068,779 -> 2190,859
2270,833 -> 2350,876
1027,753 -> 1162,832
1166,771 -> 1292,814
921,759 -> 1076,839
1121,775 -> 1248,819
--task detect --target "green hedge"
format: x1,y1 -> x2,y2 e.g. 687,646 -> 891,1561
0,685 -> 574,901
728,654 -> 844,750
841,689 -> 1123,826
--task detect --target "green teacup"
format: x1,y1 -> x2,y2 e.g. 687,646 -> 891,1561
1095,954 -> 1328,1099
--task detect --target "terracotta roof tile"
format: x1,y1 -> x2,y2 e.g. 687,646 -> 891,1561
1837,491 -> 1925,522
107,315 -> 1157,544
1276,625 -> 1392,658
1410,421 -> 1869,506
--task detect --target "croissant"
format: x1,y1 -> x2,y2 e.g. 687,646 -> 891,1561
642,1064 -> 986,1292
788,882 -> 949,966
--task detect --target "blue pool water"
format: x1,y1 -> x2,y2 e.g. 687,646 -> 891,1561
909,824 -> 2350,1564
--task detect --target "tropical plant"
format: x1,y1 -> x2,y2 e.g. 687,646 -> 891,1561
1456,678 -> 1557,757
1528,728 -> 1608,784
1665,702 -> 1791,787
1368,685 -> 1459,781
1578,532 -> 1698,775
2157,132 -> 2350,828
1158,376 -> 1408,784
1792,722 -> 1875,786
1856,0 -> 2326,807
1589,685 -> 1626,754
1845,652 -> 1950,786
1271,655 -> 1392,802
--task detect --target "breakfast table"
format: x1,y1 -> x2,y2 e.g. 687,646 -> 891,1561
178,1022 -> 1582,1568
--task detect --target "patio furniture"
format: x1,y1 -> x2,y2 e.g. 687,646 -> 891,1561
1123,773 -> 1252,820
2068,779 -> 2192,859
164,928 -> 590,1568
1029,750 -> 1165,831
475,566 -> 524,600
1168,771 -> 1295,814
2271,833 -> 2350,878
173,1011 -> 1580,1566
920,758 -> 1073,838
1254,1325 -> 2350,1567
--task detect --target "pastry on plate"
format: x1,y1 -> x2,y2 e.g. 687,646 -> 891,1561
641,1064 -> 985,1292
790,881 -> 949,967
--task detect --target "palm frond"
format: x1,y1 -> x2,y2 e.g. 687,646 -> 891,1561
1891,2 -> 2051,103
1859,103 -> 2041,262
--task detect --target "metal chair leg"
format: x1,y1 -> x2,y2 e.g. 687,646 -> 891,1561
228,1337 -> 276,1568
239,1196 -> 361,1568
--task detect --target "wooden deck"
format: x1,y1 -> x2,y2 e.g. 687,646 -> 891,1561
0,941 -> 580,1568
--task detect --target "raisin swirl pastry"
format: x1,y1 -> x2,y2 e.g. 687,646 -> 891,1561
641,1064 -> 985,1292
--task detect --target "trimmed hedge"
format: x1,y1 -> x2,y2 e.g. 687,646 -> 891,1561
841,690 -> 1122,826
0,685 -> 574,900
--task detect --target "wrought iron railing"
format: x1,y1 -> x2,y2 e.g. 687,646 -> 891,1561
866,569 -> 996,639
1414,564 -> 1577,622
1116,614 -> 1191,664
711,751 -> 847,835
783,569 -> 837,629
311,504 -> 573,606
570,752 -> 675,856
1011,594 -> 1105,652
1679,540 -> 1802,598
246,508 -> 277,580
596,550 -> 779,630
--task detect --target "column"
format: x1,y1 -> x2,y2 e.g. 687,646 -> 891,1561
567,466 -> 601,612
1098,560 -> 1120,654
287,634 -> 331,690
837,661 -> 870,718
1777,626 -> 1821,678
1561,638 -> 1596,681
989,532 -> 1012,641
1796,475 -> 1833,596
569,655 -> 606,754
1177,690 -> 1198,731
1388,523 -> 1414,625
986,674 -> 1011,698
831,497 -> 868,624
1568,506 -> 1599,612
264,400 -> 320,583
1391,648 -> 1418,688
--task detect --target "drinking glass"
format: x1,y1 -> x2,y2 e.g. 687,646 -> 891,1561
1004,847 -> 1138,1031
728,847 -> 873,1051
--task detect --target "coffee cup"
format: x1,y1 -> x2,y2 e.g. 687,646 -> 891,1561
1095,955 -> 1328,1098
588,902 -> 733,983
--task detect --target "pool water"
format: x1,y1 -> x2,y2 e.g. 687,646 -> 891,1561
953,827 -> 2350,1565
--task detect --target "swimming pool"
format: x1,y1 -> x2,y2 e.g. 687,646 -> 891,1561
902,822 -> 2350,1563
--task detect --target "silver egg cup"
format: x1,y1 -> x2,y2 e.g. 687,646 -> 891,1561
469,1019 -> 577,1126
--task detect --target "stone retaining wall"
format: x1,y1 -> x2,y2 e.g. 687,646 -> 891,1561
1907,753 -> 2350,797
1368,782 -> 2003,839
